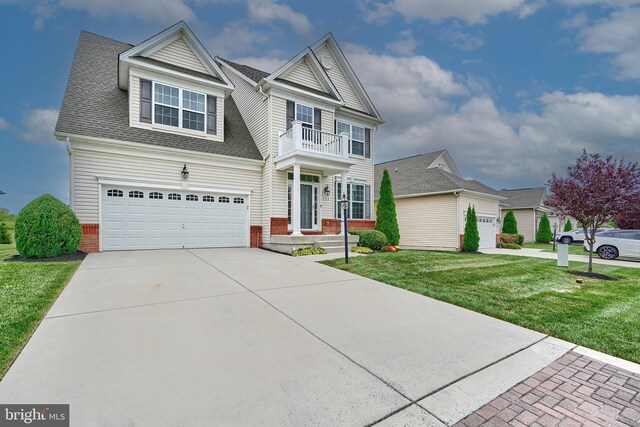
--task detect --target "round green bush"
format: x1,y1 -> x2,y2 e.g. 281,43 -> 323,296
358,230 -> 387,250
15,194 -> 82,258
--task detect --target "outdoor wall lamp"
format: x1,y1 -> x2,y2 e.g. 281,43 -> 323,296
323,184 -> 331,198
181,164 -> 189,180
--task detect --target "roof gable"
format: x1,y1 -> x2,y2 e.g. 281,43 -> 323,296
281,58 -> 325,93
498,187 -> 547,209
118,21 -> 233,90
311,34 -> 382,121
427,151 -> 461,177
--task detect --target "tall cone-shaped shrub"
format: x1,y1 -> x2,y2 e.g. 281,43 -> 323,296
502,209 -> 518,234
462,205 -> 480,252
536,213 -> 553,243
563,219 -> 573,231
375,168 -> 400,245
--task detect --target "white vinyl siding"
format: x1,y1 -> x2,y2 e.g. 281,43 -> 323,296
71,148 -> 261,226
149,37 -> 209,75
314,43 -> 366,112
282,59 -> 325,92
390,194 -> 459,248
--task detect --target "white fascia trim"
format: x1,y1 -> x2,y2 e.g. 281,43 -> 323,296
126,58 -> 233,92
97,177 -> 253,195
267,81 -> 343,107
460,190 -> 507,201
335,108 -> 383,127
55,132 -> 264,172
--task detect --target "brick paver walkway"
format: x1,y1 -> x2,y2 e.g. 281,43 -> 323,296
455,351 -> 640,426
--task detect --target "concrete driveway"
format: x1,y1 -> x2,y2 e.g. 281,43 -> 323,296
0,249 -> 573,426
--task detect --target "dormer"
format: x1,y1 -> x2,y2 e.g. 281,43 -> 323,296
118,22 -> 234,142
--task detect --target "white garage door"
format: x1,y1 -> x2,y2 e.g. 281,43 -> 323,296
101,187 -> 249,251
477,216 -> 496,249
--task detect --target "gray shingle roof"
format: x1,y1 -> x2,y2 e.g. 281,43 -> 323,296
497,187 -> 547,209
55,31 -> 262,161
217,57 -> 271,83
374,152 -> 500,199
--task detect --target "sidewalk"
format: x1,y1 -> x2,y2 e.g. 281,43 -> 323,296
481,248 -> 640,269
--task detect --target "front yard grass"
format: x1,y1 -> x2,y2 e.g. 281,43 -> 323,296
0,238 -> 81,378
323,251 -> 640,364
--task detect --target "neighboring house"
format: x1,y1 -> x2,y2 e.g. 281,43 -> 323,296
497,187 -> 569,242
54,22 -> 382,253
374,150 -> 504,250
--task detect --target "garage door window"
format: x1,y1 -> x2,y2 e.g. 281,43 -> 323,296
149,192 -> 163,200
186,194 -> 198,201
233,197 -> 244,204
129,191 -> 144,198
168,193 -> 181,201
107,189 -> 123,197
219,197 -> 230,203
203,196 -> 215,202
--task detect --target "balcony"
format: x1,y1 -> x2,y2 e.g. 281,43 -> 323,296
275,121 -> 356,175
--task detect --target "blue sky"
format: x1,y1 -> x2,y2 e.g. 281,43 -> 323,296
1,0 -> 639,213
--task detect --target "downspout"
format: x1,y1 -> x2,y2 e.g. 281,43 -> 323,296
454,191 -> 460,251
66,137 -> 74,211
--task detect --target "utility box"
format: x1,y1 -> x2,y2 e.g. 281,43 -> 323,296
557,244 -> 569,267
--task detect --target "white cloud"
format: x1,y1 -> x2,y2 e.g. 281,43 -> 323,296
365,0 -> 538,25
385,29 -> 419,56
576,7 -> 640,79
438,25 -> 484,50
0,117 -> 9,130
247,0 -> 312,34
561,11 -> 588,29
209,23 -> 269,57
19,108 -> 59,144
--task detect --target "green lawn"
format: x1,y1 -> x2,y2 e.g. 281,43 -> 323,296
0,224 -> 81,378
523,242 -> 586,256
323,251 -> 640,364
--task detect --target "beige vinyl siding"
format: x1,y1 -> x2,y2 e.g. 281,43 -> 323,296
271,95 -> 288,217
72,148 -> 261,225
225,70 -> 269,157
129,74 -> 140,126
459,194 -> 499,225
430,154 -> 453,174
314,43 -> 366,112
283,59 -> 325,92
149,38 -> 209,74
501,208 -> 536,242
390,194 -> 458,248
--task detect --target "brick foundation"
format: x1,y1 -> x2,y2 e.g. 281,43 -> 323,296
270,218 -> 290,235
250,225 -> 263,248
272,217 -> 376,236
80,224 -> 100,253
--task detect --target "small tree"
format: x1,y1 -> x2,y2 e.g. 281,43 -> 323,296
0,222 -> 10,244
502,210 -> 518,234
462,205 -> 480,252
536,213 -> 553,243
375,168 -> 400,245
547,150 -> 640,273
613,196 -> 640,229
563,219 -> 573,232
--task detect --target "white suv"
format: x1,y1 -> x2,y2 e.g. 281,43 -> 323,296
586,230 -> 640,260
556,228 -> 608,244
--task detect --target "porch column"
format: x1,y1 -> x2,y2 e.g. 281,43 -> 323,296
292,163 -> 302,236
340,171 -> 348,235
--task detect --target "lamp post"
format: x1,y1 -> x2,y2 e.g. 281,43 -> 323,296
341,193 -> 349,264
553,223 -> 558,252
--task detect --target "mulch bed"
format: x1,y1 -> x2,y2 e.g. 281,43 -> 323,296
568,270 -> 619,281
8,251 -> 87,263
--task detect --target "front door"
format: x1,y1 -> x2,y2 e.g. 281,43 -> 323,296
300,184 -> 318,230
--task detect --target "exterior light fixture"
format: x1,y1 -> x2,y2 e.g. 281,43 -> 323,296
181,164 -> 189,180
323,184 -> 331,199
341,193 -> 350,264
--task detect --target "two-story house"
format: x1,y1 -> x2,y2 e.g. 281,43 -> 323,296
54,22 -> 383,253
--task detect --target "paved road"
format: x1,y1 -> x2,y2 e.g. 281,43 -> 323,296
481,247 -> 640,269
0,249 -> 590,425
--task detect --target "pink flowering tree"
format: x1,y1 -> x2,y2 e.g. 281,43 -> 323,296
546,150 -> 640,273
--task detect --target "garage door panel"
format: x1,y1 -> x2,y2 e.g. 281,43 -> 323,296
102,187 -> 248,251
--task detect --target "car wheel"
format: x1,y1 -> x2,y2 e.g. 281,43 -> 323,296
597,245 -> 619,260
560,236 -> 573,244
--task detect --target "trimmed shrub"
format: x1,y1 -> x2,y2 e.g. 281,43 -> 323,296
291,247 -> 327,256
564,220 -> 573,232
352,246 -> 373,254
462,205 -> 480,252
502,210 -> 518,234
536,213 -> 553,243
500,233 -> 517,244
516,234 -> 525,246
14,194 -> 82,258
501,242 -> 521,250
0,222 -> 11,244
358,230 -> 387,250
375,168 -> 400,245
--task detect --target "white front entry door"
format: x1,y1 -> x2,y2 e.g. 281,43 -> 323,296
101,186 -> 249,251
477,216 -> 496,249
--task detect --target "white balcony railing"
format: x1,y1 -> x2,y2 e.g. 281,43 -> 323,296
278,121 -> 349,159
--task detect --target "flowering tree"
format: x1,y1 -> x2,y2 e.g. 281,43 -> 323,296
614,197 -> 640,229
547,150 -> 640,273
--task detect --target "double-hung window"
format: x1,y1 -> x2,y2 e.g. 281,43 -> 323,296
296,103 -> 314,140
336,121 -> 365,156
336,182 -> 366,220
153,83 -> 206,132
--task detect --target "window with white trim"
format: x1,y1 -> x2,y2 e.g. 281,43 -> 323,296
153,83 -> 206,132
233,197 -> 244,204
219,196 -> 230,203
186,194 -> 198,201
336,182 -> 366,219
107,189 -> 123,197
203,195 -> 215,202
149,192 -> 163,200
336,121 -> 364,156
296,104 -> 313,128
168,193 -> 181,200
129,191 -> 144,198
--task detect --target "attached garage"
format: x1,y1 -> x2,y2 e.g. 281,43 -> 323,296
101,186 -> 249,250
475,216 -> 497,250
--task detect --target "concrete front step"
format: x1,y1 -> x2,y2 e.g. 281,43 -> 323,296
320,245 -> 352,254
